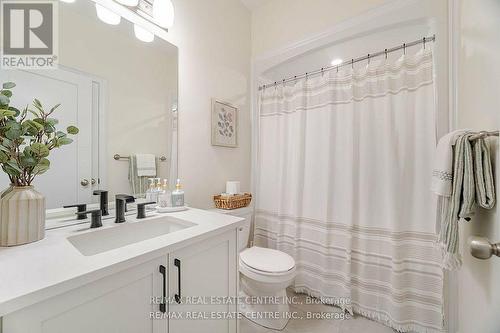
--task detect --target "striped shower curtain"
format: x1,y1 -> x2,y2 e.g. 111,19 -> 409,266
255,49 -> 444,333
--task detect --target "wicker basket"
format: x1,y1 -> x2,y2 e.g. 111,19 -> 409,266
213,193 -> 252,210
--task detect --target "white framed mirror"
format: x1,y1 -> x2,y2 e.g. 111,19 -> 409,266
0,0 -> 178,216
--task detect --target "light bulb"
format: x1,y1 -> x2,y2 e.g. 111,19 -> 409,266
134,24 -> 154,43
330,58 -> 343,66
116,0 -> 139,6
95,4 -> 121,25
153,0 -> 174,28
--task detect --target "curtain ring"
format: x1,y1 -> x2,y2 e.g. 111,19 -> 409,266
367,54 -> 370,64
351,59 -> 354,69
321,67 -> 324,76
282,79 -> 285,86
305,72 -> 308,80
336,65 -> 339,73
423,37 -> 426,49
385,49 -> 388,59
403,43 -> 406,55
274,81 -> 277,90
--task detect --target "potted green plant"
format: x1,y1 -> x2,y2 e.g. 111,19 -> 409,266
0,81 -> 78,246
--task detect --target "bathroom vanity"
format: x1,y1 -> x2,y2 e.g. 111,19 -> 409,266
0,0 -> 244,332
0,209 -> 244,333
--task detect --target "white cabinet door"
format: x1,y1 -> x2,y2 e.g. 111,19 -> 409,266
168,230 -> 238,333
0,67 -> 94,209
3,256 -> 167,333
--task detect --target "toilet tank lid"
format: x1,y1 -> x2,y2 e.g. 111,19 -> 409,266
240,246 -> 295,273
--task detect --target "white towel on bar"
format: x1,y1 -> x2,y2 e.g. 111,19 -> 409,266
431,129 -> 468,196
135,153 -> 156,176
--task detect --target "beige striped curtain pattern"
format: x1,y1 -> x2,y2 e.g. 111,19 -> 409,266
255,49 -> 444,333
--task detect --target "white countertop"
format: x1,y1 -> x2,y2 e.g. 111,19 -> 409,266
0,208 -> 245,317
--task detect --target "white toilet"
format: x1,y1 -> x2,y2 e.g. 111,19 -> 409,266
212,207 -> 296,330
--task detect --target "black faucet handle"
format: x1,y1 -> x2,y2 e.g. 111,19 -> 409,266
64,204 -> 88,220
77,209 -> 103,228
137,202 -> 156,219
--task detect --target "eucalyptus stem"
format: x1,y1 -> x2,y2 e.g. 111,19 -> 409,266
0,81 -> 79,188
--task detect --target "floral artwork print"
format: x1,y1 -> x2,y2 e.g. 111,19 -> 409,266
212,100 -> 237,147
217,107 -> 234,138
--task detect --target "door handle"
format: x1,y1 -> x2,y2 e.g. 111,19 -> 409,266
469,236 -> 500,259
159,265 -> 166,313
174,258 -> 181,304
80,179 -> 89,187
91,178 -> 96,185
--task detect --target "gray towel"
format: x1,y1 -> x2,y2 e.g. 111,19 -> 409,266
439,133 -> 496,269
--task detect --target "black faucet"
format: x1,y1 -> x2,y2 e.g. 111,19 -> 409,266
115,194 -> 135,223
93,190 -> 109,216
76,209 -> 102,228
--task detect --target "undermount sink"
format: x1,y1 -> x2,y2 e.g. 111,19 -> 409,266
67,217 -> 195,256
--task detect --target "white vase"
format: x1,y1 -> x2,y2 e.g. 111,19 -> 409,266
0,186 -> 46,246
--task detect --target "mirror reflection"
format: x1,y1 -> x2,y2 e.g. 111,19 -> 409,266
0,0 -> 178,210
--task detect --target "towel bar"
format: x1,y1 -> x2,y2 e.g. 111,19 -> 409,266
468,130 -> 499,141
113,154 -> 167,162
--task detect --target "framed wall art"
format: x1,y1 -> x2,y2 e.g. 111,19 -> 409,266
211,99 -> 238,148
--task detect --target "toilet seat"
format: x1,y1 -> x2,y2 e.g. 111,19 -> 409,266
238,246 -> 297,330
240,246 -> 295,274
239,246 -> 296,284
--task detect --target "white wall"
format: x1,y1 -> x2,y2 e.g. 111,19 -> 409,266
165,0 -> 252,208
456,0 -> 500,332
251,0 -> 389,57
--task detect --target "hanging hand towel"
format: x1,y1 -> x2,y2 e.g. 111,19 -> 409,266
473,138 -> 496,209
431,129 -> 468,196
135,154 -> 157,177
437,133 -> 496,270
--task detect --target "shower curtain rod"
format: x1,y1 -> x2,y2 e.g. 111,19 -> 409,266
258,35 -> 436,91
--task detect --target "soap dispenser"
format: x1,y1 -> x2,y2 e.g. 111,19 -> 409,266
158,179 -> 172,208
145,178 -> 155,202
171,179 -> 184,207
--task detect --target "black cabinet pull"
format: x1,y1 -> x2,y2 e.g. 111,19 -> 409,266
159,265 -> 166,313
174,259 -> 181,304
